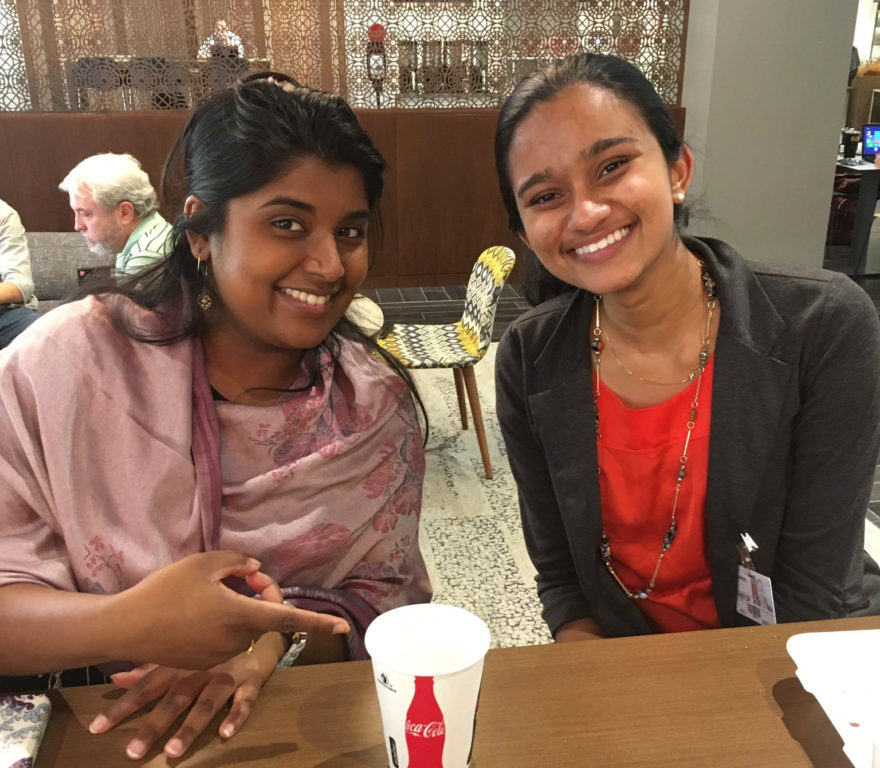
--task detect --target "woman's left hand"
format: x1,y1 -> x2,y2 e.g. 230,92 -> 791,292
89,571 -> 287,760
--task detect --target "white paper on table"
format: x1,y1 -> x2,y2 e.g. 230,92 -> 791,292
787,630 -> 880,768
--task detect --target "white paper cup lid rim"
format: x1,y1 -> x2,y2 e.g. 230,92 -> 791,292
365,603 -> 491,677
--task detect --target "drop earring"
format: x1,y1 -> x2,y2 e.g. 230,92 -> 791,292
195,257 -> 213,311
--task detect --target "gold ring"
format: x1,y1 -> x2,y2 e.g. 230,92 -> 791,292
246,639 -> 256,655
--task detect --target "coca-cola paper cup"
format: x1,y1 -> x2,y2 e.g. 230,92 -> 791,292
365,603 -> 491,768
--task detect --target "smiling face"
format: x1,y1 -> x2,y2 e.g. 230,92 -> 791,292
507,83 -> 692,297
189,156 -> 370,374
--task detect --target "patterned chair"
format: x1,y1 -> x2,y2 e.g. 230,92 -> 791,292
378,245 -> 516,479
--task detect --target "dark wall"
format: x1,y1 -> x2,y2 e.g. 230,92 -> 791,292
0,106 -> 685,286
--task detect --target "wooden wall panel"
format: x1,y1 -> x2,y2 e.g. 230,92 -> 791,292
354,111 -> 400,284
0,105 -> 684,286
393,109 -> 520,285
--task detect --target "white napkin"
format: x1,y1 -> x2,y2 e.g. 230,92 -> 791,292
787,630 -> 880,768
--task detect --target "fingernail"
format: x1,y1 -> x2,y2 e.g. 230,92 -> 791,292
89,714 -> 109,734
165,738 -> 183,757
246,557 -> 261,569
221,724 -> 235,738
332,623 -> 351,635
126,738 -> 146,759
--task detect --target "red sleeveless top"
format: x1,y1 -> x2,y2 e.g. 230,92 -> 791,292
595,358 -> 720,633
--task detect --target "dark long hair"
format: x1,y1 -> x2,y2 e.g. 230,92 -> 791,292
92,74 -> 426,431
494,53 -> 686,305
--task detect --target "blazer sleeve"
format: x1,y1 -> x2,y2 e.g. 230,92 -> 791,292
495,325 -> 593,634
773,273 -> 880,621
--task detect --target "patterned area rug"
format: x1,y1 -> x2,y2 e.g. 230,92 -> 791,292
412,343 -> 552,649
413,343 -> 880,647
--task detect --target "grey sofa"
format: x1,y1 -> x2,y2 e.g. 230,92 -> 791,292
26,232 -> 114,313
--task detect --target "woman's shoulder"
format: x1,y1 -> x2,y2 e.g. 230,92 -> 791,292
750,260 -> 871,310
498,290 -> 589,368
694,237 -> 876,324
756,263 -> 879,341
4,296 -> 114,357
0,298 -> 121,404
505,291 -> 582,340
9,295 -> 157,351
1,295 -> 191,383
336,336 -> 410,392
332,337 -> 418,430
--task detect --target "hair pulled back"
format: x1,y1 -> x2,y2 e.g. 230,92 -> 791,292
166,75 -> 383,242
496,53 -> 682,233
494,54 -> 685,304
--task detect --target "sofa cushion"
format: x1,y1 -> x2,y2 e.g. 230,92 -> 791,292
26,232 -> 114,310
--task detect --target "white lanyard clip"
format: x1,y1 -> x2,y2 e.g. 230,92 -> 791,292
737,532 -> 758,571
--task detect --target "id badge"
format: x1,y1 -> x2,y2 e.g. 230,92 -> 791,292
736,565 -> 777,625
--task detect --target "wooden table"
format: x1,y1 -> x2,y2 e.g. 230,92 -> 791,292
35,616 -> 880,767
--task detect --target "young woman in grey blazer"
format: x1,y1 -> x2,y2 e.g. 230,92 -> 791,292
494,53 -> 880,640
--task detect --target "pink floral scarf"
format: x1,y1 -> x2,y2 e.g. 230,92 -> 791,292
0,296 -> 431,661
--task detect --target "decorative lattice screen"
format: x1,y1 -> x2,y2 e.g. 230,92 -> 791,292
343,0 -> 687,109
1,0 -> 29,109
1,0 -> 687,111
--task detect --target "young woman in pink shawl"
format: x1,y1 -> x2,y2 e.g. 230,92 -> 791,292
0,73 -> 431,759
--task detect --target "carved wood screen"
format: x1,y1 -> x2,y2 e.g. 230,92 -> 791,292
1,0 -> 687,111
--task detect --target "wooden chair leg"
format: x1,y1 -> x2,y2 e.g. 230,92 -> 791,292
461,364 -> 493,480
452,367 -> 469,430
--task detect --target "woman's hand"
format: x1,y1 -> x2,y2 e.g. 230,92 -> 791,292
91,570 -> 288,760
108,551 -> 349,670
89,631 -> 283,760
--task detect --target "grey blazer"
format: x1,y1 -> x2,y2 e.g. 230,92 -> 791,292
496,237 -> 880,637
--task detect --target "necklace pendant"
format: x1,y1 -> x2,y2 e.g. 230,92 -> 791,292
634,589 -> 649,599
661,520 -> 679,551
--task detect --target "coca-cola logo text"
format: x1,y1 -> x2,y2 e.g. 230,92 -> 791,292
405,720 -> 446,738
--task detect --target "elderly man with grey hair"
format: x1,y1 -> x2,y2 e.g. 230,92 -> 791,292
59,153 -> 172,278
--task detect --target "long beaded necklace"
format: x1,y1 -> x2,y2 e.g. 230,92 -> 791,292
590,259 -> 717,600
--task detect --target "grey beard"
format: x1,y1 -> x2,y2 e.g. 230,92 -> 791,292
86,240 -> 116,258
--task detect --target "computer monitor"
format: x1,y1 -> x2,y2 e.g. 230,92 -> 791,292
863,123 -> 880,161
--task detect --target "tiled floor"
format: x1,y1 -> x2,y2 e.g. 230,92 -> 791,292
360,283 -> 532,342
